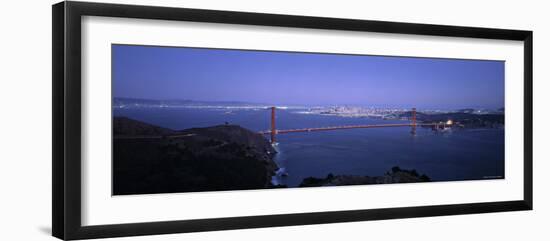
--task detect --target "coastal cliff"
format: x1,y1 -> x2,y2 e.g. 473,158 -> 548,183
113,117 -> 277,195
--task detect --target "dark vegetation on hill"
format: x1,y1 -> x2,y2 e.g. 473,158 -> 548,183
113,117 -> 277,195
113,117 -> 175,136
299,166 -> 431,187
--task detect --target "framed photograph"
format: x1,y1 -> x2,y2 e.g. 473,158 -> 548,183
52,1 -> 533,240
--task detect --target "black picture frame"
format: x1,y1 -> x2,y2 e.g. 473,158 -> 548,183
52,1 -> 533,240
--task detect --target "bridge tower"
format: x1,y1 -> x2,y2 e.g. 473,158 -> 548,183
411,108 -> 417,135
270,107 -> 276,144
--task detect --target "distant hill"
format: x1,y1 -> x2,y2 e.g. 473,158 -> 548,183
113,117 -> 278,195
113,97 -> 269,108
457,108 -> 475,114
399,111 -> 504,128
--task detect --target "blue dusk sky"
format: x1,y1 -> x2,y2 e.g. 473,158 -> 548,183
112,45 -> 504,109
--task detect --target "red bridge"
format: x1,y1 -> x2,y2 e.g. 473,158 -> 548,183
260,107 -> 450,143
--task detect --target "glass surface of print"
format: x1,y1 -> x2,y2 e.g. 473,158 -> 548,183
112,45 -> 505,195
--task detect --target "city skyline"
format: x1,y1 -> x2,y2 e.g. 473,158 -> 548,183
113,45 -> 505,109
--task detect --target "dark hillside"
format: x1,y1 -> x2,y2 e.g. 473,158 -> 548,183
113,117 -> 277,195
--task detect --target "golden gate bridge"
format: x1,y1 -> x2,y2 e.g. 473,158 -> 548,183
259,107 -> 452,144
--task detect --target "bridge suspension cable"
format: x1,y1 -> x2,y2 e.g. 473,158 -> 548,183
260,107 -> 448,144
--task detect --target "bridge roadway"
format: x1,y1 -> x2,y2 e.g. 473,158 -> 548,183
259,123 -> 441,135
